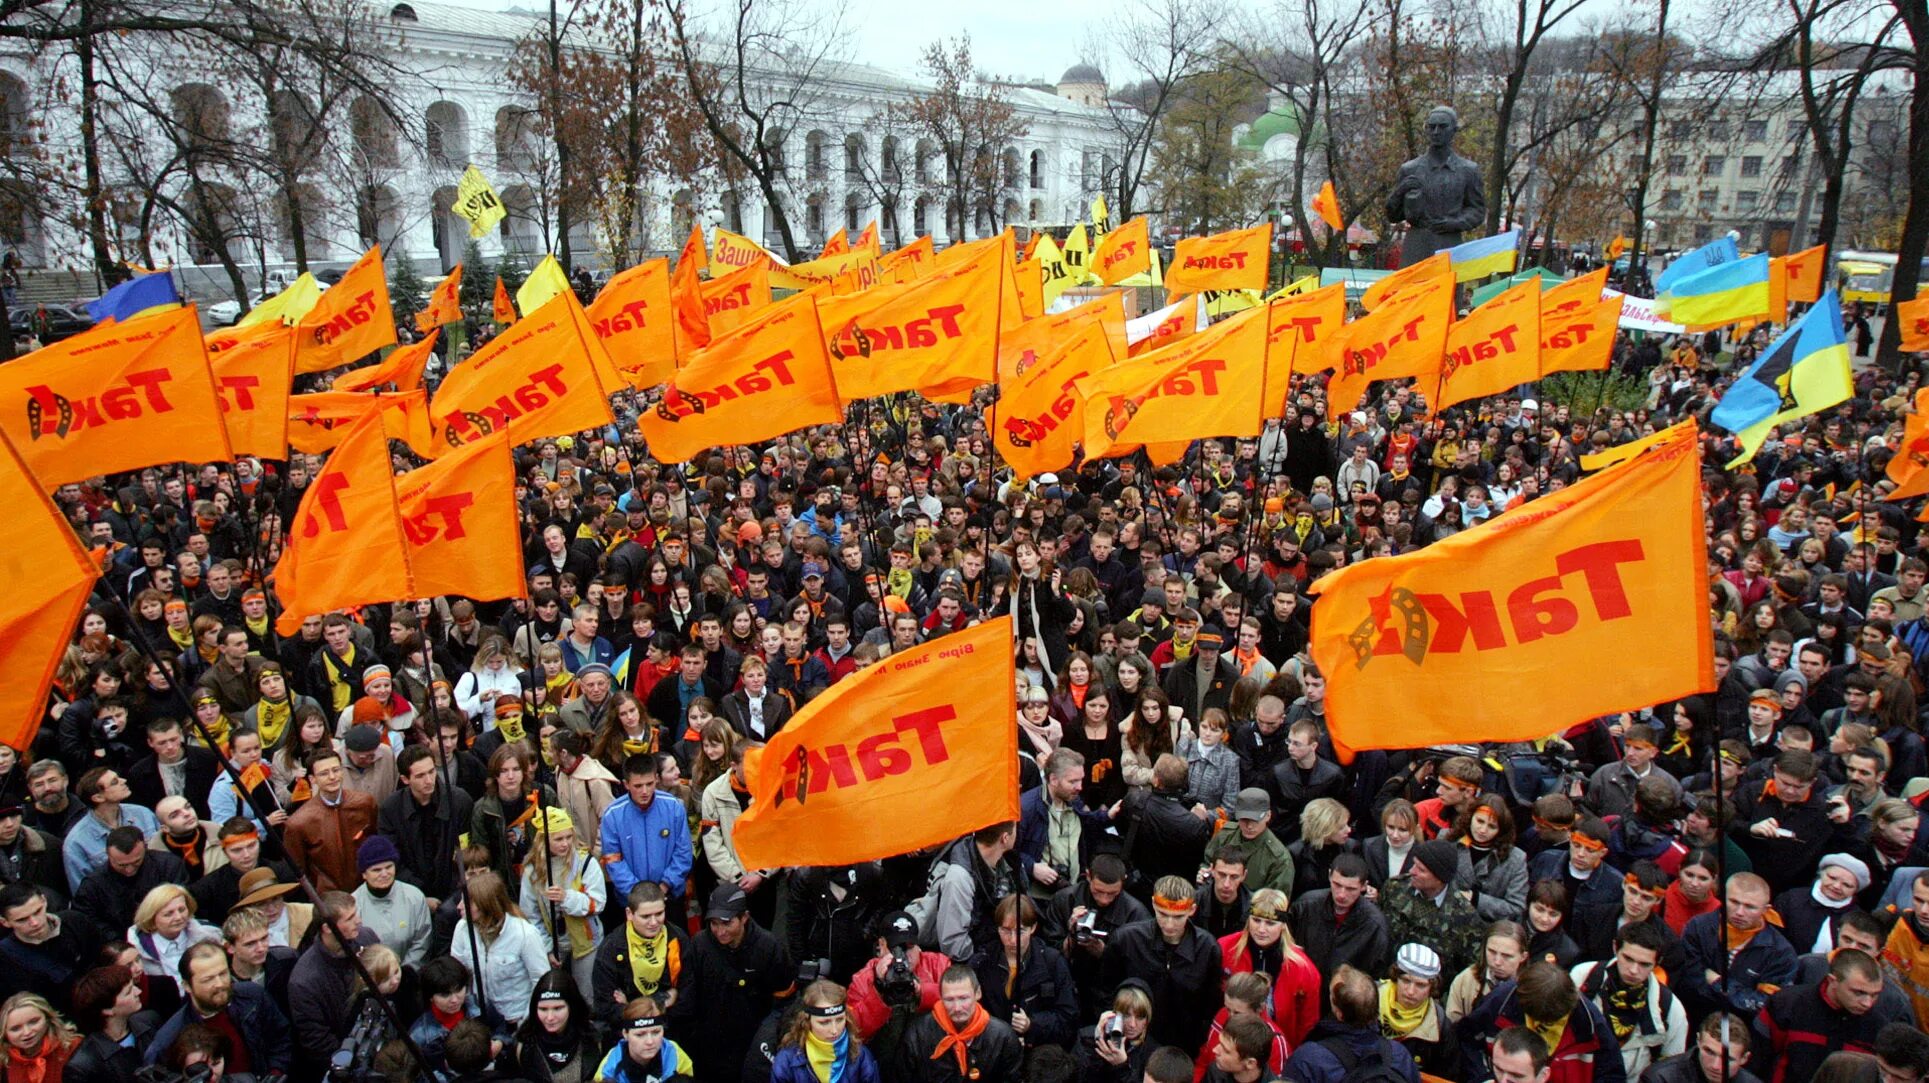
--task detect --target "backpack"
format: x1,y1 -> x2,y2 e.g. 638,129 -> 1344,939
1315,1034 -> 1410,1083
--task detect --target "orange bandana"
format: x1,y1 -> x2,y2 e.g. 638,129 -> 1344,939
929,1003 -> 990,1073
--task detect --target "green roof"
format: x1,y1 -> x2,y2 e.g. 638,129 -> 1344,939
1240,106 -> 1305,151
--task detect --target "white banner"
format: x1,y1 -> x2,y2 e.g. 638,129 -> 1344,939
1605,289 -> 1687,334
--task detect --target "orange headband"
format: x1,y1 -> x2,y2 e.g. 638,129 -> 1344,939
1440,776 -> 1479,793
1533,815 -> 1575,832
1626,739 -> 1657,751
223,830 -> 260,846
1570,833 -> 1608,852
1152,894 -> 1196,913
1624,872 -> 1666,899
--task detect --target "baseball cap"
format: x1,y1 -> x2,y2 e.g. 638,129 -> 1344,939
880,910 -> 919,949
1233,789 -> 1270,821
707,883 -> 749,920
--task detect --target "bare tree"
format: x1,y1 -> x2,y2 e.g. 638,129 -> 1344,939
1483,0 -> 1592,233
1088,0 -> 1217,221
899,34 -> 1028,242
1874,0 -> 1925,370
850,107 -> 919,245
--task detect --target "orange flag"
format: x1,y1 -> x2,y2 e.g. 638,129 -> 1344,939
1783,244 -> 1827,305
934,231 -> 1023,332
702,258 -> 773,337
819,228 -> 849,259
991,320 -> 1114,480
332,331 -> 436,393
0,427 -> 102,751
394,430 -> 525,602
1093,217 -> 1151,286
1541,295 -> 1624,377
1313,181 -> 1344,231
821,252 -> 1001,402
997,291 -> 1128,384
1436,281 -> 1542,410
1327,273 -> 1454,420
1127,294 -> 1200,358
671,224 -> 712,357
1900,293 -> 1929,353
207,321 -> 298,460
1263,282 -> 1347,412
1079,307 -> 1271,461
493,277 -> 517,325
732,617 -> 1019,870
1014,257 -> 1045,320
881,235 -> 935,284
1885,390 -> 1929,500
427,292 -> 615,455
273,411 -> 415,635
296,247 -> 397,374
639,293 -> 842,464
854,220 -> 880,254
586,259 -> 676,388
1167,224 -> 1272,293
287,389 -> 436,457
0,307 -> 233,487
1606,236 -> 1629,260
1309,422 -> 1712,758
415,265 -> 463,334
1362,251 -> 1451,310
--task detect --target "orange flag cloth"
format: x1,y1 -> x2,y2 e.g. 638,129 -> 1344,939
296,246 -> 397,374
427,293 -> 615,455
331,330 -> 437,392
273,411 -> 416,634
394,430 -> 525,602
0,428 -> 101,750
587,259 -> 676,389
207,321 -> 298,461
415,265 -> 463,334
1166,224 -> 1271,293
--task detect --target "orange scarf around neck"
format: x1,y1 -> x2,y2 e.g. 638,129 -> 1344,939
929,1004 -> 989,1074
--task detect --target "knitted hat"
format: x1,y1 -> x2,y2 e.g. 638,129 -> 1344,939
1395,943 -> 1442,980
350,697 -> 389,725
576,663 -> 613,683
1819,853 -> 1872,892
1410,840 -> 1461,885
362,664 -> 392,689
357,834 -> 400,874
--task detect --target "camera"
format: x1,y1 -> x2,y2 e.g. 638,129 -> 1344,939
798,957 -> 831,984
329,999 -> 392,1083
1102,1014 -> 1125,1044
1073,911 -> 1104,943
877,945 -> 920,1008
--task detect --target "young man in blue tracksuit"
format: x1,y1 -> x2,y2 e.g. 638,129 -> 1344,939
600,753 -> 694,921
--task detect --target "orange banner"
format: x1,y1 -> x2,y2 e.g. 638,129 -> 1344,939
1541,268 -> 1607,319
296,247 -> 397,374
493,277 -> 517,325
1166,224 -> 1272,293
0,307 -> 233,487
1014,257 -> 1044,320
1783,244 -> 1827,305
639,293 -> 842,464
332,331 -> 436,393
1887,390 -> 1929,499
1309,423 -> 1712,758
819,228 -> 849,258
881,235 -> 935,284
997,291 -> 1128,385
1263,282 -> 1347,413
273,411 -> 415,635
394,430 -> 524,602
1541,294 -> 1624,377
701,258 -> 772,337
854,220 -> 879,254
208,322 -> 297,460
1900,294 -> 1929,353
0,427 -> 102,750
1127,294 -> 1199,357
1313,181 -> 1344,231
587,258 -> 676,388
427,293 -> 615,455
821,249 -> 1000,402
415,265 -> 463,334
1326,274 -> 1453,419
991,320 -> 1114,480
672,225 -> 711,357
287,389 -> 436,457
1437,280 -> 1542,410
732,617 -> 1019,870
935,232 -> 1022,332
1093,217 -> 1151,286
1080,306 -> 1270,461
1362,251 -> 1451,311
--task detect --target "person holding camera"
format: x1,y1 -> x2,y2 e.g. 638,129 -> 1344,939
1099,875 -> 1220,1053
1073,981 -> 1153,1083
848,910 -> 949,1043
974,895 -> 1077,1052
1040,854 -> 1148,1019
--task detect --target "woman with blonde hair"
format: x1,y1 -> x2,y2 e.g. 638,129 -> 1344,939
1076,981 -> 1153,1082
457,636 -> 524,731
1215,887 -> 1320,1045
0,993 -> 76,1083
521,807 -> 605,997
1444,920 -> 1529,1021
128,884 -> 223,996
452,870 -> 551,1026
769,980 -> 881,1083
1289,797 -> 1358,897
686,718 -> 738,798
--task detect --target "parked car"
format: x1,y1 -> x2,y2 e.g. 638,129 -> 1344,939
8,303 -> 96,343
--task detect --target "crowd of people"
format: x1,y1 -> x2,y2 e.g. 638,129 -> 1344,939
4,288 -> 1929,1083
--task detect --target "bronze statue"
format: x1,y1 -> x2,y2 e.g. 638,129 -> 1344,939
1386,106 -> 1487,264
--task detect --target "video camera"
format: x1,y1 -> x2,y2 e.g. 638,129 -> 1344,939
328,998 -> 393,1083
876,944 -> 921,1008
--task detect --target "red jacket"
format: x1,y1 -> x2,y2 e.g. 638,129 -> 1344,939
1192,1008 -> 1287,1082
1218,930 -> 1321,1047
847,949 -> 952,1041
813,646 -> 860,686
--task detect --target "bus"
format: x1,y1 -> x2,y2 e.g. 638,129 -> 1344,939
1837,250 -> 1929,310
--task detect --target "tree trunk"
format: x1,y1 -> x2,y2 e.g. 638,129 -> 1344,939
1487,62 -> 1527,235
77,0 -> 117,285
549,0 -> 572,268
1626,0 -> 1671,292
1876,0 -> 1927,372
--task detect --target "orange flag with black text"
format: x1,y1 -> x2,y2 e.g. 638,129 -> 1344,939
1783,244 -> 1827,305
992,320 -> 1114,480
427,293 -> 614,455
672,225 -> 712,357
295,247 -> 397,374
1079,306 -> 1270,461
638,293 -> 842,464
287,389 -> 436,457
332,331 -> 436,392
1127,294 -> 1200,358
0,307 -> 233,487
1313,181 -> 1344,231
881,235 -> 935,284
732,617 -> 1019,870
1541,295 -> 1624,377
587,259 -> 676,388
1263,282 -> 1347,412
702,258 -> 772,337
415,265 -> 463,334
1093,217 -> 1151,286
1436,280 -> 1542,410
1362,251 -> 1451,310
820,246 -> 1001,402
273,411 -> 416,635
0,426 -> 102,750
1166,224 -> 1271,293
1309,422 -> 1713,758
493,278 -> 517,325
207,321 -> 298,460
997,291 -> 1128,384
1326,273 -> 1454,419
1900,293 -> 1929,353
395,430 -> 525,601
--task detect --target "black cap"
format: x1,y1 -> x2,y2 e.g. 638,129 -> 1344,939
879,910 -> 919,949
707,883 -> 749,920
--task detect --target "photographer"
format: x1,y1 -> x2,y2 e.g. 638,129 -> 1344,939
1040,855 -> 1148,1018
1073,982 -> 1153,1083
847,910 -> 948,1044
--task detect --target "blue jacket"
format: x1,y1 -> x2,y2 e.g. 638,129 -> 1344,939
1676,909 -> 1798,1018
1278,1020 -> 1419,1083
769,1041 -> 882,1083
145,980 -> 293,1073
601,792 -> 694,897
594,1039 -> 695,1083
1016,785 -> 1109,876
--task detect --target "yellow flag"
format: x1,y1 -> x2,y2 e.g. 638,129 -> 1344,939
1091,194 -> 1112,236
237,273 -> 323,329
1063,225 -> 1095,285
517,255 -> 573,316
454,165 -> 507,239
1034,233 -> 1074,307
1268,275 -> 1322,301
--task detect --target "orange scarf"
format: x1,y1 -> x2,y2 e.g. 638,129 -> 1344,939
8,1036 -> 64,1083
929,1003 -> 989,1074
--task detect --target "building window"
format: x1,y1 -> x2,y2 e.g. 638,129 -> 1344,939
1667,155 -> 1687,176
1702,156 -> 1725,176
1744,119 -> 1767,141
1741,156 -> 1762,178
1736,190 -> 1759,210
1698,189 -> 1718,210
1707,121 -> 1728,141
1661,190 -> 1684,210
1780,154 -> 1801,175
1695,224 -> 1714,242
1775,192 -> 1797,213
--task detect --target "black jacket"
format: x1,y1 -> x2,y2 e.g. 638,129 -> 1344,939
1099,920 -> 1221,1052
591,919 -> 694,1032
896,1009 -> 1024,1083
1751,979 -> 1909,1083
974,942 -> 1080,1051
1287,888 -> 1391,979
73,850 -> 189,935
67,1009 -> 162,1083
1161,655 -> 1238,722
145,980 -> 294,1074
1043,881 -> 1151,1012
1730,779 -> 1850,895
1120,787 -> 1212,887
377,783 -> 475,901
785,863 -> 891,983
1270,757 -> 1346,845
127,745 -> 224,819
1641,1053 -> 1763,1083
682,922 -> 794,1077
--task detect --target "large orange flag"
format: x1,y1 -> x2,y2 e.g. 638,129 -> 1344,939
0,428 -> 101,750
702,258 -> 773,337
1363,251 -> 1452,310
1309,423 -> 1712,758
671,225 -> 711,357
854,220 -> 880,254
1436,280 -> 1542,410
1166,224 -> 1272,293
1783,244 -> 1827,305
818,228 -> 849,259
1263,282 -> 1347,413
935,231 -> 1022,332
1900,294 -> 1929,353
821,249 -> 1001,402
331,331 -> 436,392
273,411 -> 415,635
207,321 -> 298,460
991,320 -> 1114,480
0,307 -> 233,487
638,293 -> 842,464
287,389 -> 436,457
881,235 -> 935,284
1541,268 -> 1608,319
427,293 -> 614,455
415,265 -> 463,334
997,291 -> 1128,384
1312,181 -> 1344,231
1093,217 -> 1151,286
1886,390 -> 1929,499
295,247 -> 397,374
1127,294 -> 1200,357
1014,257 -> 1045,320
1080,306 -> 1270,461
586,259 -> 676,388
1541,295 -> 1624,377
1326,274 -> 1454,419
394,430 -> 524,601
732,618 -> 1019,870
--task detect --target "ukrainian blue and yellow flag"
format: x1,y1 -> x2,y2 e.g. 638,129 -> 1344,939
1655,235 -> 1740,294
1713,289 -> 1853,465
1446,229 -> 1519,283
86,271 -> 181,324
1655,252 -> 1770,328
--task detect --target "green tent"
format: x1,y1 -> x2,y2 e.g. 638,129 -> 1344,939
1470,266 -> 1567,306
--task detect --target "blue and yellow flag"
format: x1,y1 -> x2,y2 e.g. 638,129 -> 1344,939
1655,235 -> 1740,294
1656,253 -> 1770,328
86,272 -> 180,324
1446,229 -> 1519,283
1713,289 -> 1853,464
